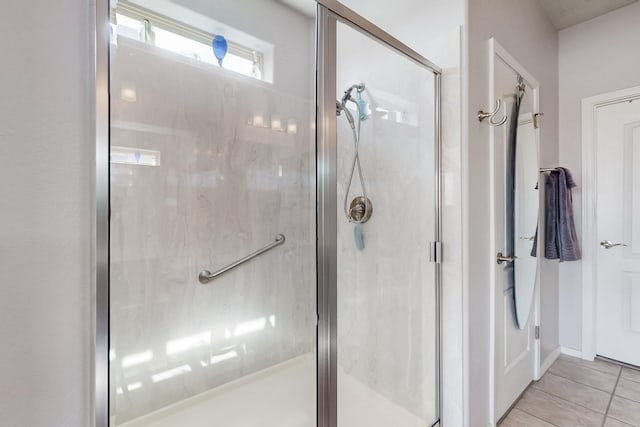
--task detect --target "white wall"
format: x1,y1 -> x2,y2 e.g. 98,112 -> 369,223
338,0 -> 463,48
465,1 -> 559,425
0,0 -> 93,426
558,2 -> 640,352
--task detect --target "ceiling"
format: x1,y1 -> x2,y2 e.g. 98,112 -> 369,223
538,0 -> 638,29
278,0 -> 316,17
278,0 -> 640,30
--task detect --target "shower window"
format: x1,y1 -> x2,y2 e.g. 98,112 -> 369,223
111,3 -> 265,80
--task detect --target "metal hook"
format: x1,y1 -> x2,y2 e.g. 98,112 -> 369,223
478,99 -> 508,126
490,113 -> 508,126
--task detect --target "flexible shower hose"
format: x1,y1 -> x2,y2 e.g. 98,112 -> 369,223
343,97 -> 368,222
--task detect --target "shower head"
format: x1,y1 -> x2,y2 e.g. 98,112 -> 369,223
336,83 -> 364,129
340,83 -> 365,106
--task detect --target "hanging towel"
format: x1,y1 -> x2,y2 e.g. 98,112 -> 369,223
556,167 -> 581,261
531,167 -> 581,261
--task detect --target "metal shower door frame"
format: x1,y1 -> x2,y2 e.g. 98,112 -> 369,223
95,0 -> 110,424
315,1 -> 443,426
94,0 -> 442,425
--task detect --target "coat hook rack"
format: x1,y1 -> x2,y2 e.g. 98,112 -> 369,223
534,112 -> 544,129
478,99 -> 508,126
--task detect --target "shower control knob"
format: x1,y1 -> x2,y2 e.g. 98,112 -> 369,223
348,196 -> 373,224
351,203 -> 365,219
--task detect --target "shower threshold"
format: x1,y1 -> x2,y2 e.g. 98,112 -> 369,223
117,353 -> 427,427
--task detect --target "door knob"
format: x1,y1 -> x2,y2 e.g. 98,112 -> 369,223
496,252 -> 517,265
600,240 -> 627,249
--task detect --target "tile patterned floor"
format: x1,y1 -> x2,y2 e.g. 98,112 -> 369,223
499,355 -> 640,426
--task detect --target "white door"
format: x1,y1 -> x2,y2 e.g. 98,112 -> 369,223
595,97 -> 640,366
492,48 -> 539,422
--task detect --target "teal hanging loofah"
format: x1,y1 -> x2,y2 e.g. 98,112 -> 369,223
353,224 -> 365,251
355,91 -> 368,121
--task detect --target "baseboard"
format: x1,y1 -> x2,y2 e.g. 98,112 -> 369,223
560,346 -> 584,359
540,347 -> 561,376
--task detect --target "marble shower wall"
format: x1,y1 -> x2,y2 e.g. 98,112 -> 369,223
109,36 -> 315,423
335,23 -> 438,425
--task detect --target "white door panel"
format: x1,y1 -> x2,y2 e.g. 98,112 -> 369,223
596,99 -> 640,366
504,292 -> 531,373
493,51 -> 538,421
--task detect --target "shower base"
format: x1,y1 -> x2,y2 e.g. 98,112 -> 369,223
117,353 -> 426,427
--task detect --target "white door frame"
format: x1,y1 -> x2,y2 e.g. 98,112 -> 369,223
488,38 -> 541,425
581,85 -> 640,361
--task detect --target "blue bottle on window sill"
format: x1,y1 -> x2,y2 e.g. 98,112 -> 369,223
212,35 -> 228,67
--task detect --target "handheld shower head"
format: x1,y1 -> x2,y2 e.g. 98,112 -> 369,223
342,106 -> 356,129
337,83 -> 364,129
336,100 -> 356,129
340,83 -> 365,105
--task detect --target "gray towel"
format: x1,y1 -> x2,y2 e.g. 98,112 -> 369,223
531,167 -> 581,261
556,167 -> 581,261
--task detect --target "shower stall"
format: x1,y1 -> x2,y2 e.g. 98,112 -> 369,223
96,0 -> 442,426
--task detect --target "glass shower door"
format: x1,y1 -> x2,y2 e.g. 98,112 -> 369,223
335,23 -> 438,426
317,5 -> 441,426
108,1 -> 317,426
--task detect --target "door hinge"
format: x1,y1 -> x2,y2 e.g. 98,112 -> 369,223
535,326 -> 540,340
429,241 -> 443,264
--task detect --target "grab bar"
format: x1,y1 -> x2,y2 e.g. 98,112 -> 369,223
198,234 -> 286,284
